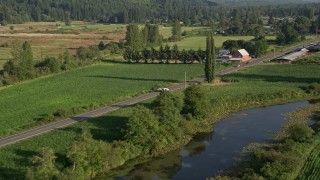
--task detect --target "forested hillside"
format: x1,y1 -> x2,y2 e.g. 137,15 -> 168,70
0,0 -> 215,24
0,0 -> 319,25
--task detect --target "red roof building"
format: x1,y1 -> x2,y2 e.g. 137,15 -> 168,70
230,49 -> 251,62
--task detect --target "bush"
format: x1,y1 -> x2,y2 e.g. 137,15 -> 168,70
287,124 -> 314,142
55,109 -> 71,118
304,83 -> 320,94
41,113 -> 55,122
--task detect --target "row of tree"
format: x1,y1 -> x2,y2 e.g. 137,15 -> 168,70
123,45 -> 206,64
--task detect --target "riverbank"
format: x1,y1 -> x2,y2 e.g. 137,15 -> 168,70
213,102 -> 320,180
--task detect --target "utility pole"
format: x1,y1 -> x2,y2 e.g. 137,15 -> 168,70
184,71 -> 187,88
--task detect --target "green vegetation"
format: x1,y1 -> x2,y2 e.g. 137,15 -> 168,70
1,64 -> 320,179
0,63 -> 205,136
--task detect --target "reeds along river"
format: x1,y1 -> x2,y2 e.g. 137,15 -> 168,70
112,101 -> 310,180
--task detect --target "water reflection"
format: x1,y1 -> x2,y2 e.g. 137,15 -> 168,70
112,101 -> 310,180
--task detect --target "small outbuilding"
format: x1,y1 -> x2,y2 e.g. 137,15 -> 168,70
218,49 -> 231,59
230,49 -> 251,62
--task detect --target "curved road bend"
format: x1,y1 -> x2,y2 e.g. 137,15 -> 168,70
0,38 -> 319,148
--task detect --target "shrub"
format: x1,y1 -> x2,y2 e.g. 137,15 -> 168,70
287,124 -> 314,142
41,113 -> 55,122
55,109 -> 71,118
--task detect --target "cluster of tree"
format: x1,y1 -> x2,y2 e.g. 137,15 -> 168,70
26,84 -> 212,179
222,38 -> 269,57
125,23 -> 162,50
214,4 -> 320,36
275,17 -> 317,44
123,45 -> 206,64
0,41 -> 101,86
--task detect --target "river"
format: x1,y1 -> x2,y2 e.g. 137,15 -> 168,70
110,101 -> 310,180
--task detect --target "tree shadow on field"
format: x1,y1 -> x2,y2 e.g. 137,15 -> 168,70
62,115 -> 129,143
88,115 -> 128,142
13,149 -> 37,166
85,75 -> 179,83
101,59 -> 129,64
227,73 -> 320,84
0,166 -> 24,180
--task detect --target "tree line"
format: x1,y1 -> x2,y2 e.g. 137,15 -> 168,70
123,45 -> 207,64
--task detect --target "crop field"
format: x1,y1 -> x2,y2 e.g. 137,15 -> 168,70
1,64 -> 320,179
0,63 -> 206,137
297,142 -> 320,180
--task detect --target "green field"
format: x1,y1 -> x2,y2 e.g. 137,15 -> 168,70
159,26 -> 210,38
1,64 -> 320,179
164,36 -> 255,50
0,63 -> 206,136
297,144 -> 320,180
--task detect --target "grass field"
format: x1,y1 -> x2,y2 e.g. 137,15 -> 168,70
0,63 -> 206,136
1,64 -> 320,179
163,36 -> 255,50
297,142 -> 320,180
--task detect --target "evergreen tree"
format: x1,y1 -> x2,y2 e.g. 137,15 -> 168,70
205,32 -> 216,83
172,44 -> 180,64
171,20 -> 182,41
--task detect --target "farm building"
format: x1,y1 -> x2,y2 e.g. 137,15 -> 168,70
274,48 -> 309,63
217,49 -> 231,59
230,49 -> 251,62
307,44 -> 320,52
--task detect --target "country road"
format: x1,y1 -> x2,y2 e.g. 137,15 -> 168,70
0,38 -> 319,148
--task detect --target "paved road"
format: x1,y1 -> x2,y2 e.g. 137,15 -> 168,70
0,38 -> 319,148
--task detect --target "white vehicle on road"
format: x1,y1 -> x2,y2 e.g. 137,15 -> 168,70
157,88 -> 170,92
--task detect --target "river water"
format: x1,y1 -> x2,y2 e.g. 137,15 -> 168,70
111,101 -> 310,180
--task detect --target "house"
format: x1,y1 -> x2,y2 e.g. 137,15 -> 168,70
217,49 -> 231,59
273,48 -> 309,63
230,49 -> 251,62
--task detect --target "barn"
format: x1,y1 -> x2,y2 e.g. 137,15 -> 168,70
230,49 -> 251,62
